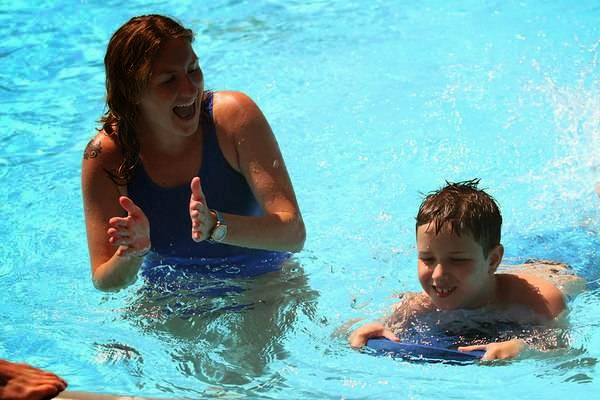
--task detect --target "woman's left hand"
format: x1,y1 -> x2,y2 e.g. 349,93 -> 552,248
189,177 -> 217,242
458,339 -> 525,361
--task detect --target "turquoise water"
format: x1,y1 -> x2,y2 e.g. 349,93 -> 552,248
1,0 -> 598,398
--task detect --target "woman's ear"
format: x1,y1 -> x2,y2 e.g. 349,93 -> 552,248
487,244 -> 504,274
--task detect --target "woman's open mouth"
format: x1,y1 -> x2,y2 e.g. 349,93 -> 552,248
173,98 -> 196,120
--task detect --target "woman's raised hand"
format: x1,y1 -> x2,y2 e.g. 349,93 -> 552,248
190,177 -> 217,242
107,196 -> 151,257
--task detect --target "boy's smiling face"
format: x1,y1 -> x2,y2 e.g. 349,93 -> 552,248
416,223 -> 502,310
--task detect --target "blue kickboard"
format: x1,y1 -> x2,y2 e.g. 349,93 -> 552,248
366,338 -> 485,362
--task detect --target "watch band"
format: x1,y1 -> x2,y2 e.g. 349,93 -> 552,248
208,209 -> 227,243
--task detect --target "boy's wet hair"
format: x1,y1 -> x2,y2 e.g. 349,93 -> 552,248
416,179 -> 502,256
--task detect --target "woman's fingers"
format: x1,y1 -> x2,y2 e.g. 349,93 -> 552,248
190,177 -> 215,242
106,197 -> 150,255
118,196 -> 144,217
190,177 -> 206,202
108,217 -> 128,227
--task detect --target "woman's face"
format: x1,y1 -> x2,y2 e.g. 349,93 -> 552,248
137,37 -> 204,139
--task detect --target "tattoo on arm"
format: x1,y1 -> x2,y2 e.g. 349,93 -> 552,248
83,139 -> 102,160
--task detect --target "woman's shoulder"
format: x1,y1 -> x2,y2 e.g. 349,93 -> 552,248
211,91 -> 264,130
82,129 -> 122,169
212,90 -> 257,109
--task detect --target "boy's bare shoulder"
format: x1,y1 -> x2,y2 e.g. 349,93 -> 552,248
391,292 -> 431,311
387,292 -> 433,329
497,273 -> 566,319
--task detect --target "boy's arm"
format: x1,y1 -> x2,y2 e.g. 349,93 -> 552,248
459,322 -> 569,361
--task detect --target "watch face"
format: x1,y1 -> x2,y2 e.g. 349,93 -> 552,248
212,225 -> 227,242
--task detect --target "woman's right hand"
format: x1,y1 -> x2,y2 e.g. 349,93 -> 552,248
107,196 -> 151,258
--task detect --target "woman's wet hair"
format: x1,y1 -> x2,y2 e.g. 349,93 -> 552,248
416,178 -> 502,256
100,14 -> 194,184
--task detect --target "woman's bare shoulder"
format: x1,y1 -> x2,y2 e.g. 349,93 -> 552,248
82,130 -> 122,168
212,90 -> 256,109
212,91 -> 264,131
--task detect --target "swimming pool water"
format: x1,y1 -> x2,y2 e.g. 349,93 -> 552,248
1,0 -> 598,398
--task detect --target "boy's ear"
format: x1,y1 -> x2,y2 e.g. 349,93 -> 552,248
487,244 -> 504,273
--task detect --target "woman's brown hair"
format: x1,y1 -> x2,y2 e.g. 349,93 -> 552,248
100,14 -> 194,184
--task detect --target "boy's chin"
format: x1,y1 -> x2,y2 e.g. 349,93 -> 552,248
429,295 -> 462,310
433,302 -> 459,311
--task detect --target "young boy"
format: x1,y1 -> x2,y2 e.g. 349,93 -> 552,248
349,179 -> 584,360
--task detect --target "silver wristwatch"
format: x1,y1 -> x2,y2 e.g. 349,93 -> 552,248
208,210 -> 227,243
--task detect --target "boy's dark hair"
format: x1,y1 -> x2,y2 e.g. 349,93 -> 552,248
416,179 -> 502,256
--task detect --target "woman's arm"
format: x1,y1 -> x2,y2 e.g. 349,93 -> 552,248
81,133 -> 150,291
207,91 -> 305,252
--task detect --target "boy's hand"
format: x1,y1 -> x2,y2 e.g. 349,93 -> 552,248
458,339 -> 525,361
349,322 -> 399,348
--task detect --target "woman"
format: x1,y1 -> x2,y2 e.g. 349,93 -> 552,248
82,15 -> 305,291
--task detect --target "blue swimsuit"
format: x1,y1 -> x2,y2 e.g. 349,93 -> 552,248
128,92 -> 287,277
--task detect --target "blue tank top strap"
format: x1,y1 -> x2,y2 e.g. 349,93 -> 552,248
198,92 -> 260,217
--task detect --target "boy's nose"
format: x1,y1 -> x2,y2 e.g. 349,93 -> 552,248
431,263 -> 447,279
